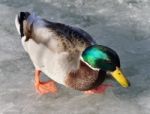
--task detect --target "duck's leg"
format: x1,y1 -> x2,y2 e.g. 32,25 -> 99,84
84,84 -> 113,94
34,69 -> 57,95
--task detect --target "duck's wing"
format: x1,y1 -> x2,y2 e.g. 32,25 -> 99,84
44,20 -> 96,45
26,16 -> 96,53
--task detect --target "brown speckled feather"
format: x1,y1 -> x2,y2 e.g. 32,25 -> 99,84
65,61 -> 106,91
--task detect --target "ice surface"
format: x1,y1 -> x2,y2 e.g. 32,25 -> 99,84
0,0 -> 150,114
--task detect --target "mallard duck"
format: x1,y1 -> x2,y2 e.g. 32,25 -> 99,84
15,12 -> 130,94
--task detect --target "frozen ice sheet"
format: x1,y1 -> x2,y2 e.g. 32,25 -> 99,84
0,0 -> 150,114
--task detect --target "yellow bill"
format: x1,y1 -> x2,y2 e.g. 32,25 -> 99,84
110,67 -> 130,88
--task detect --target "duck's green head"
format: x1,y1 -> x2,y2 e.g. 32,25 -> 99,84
81,45 -> 130,88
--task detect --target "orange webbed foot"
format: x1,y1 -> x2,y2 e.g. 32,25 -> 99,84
34,70 -> 57,95
84,84 -> 113,95
35,80 -> 57,95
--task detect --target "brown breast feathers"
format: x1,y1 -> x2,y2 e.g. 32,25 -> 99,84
65,61 -> 106,91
